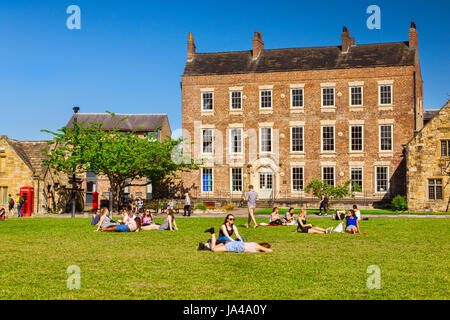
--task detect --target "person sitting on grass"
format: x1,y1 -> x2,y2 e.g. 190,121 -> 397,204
140,209 -> 154,226
119,206 -> 135,225
295,209 -> 333,234
344,209 -> 367,234
96,207 -> 119,231
198,228 -> 272,253
141,208 -> 178,231
101,217 -> 141,233
216,214 -> 244,244
283,208 -> 296,225
0,208 -> 6,221
269,207 -> 283,225
91,209 -> 101,225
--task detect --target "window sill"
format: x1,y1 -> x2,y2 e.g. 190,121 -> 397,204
349,153 -> 365,157
320,153 -> 336,158
290,108 -> 305,113
321,107 -> 336,112
229,110 -> 243,115
378,105 -> 393,111
259,109 -> 273,114
201,110 -> 214,116
349,106 -> 364,112
378,152 -> 394,157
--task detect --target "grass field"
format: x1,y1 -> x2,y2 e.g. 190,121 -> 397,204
0,217 -> 449,300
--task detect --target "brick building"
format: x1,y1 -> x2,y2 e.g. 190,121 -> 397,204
180,23 -> 424,206
65,113 -> 172,210
406,100 -> 449,212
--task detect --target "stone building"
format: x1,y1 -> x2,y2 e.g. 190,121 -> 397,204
0,136 -> 54,213
180,23 -> 424,206
65,113 -> 172,210
406,100 -> 450,212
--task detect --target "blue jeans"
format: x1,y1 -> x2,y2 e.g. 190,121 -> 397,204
217,236 -> 244,244
17,205 -> 22,217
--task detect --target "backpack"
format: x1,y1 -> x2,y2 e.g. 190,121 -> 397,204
19,197 -> 25,205
333,222 -> 344,233
9,198 -> 14,206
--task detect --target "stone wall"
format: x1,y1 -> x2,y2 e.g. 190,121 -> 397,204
407,101 -> 450,212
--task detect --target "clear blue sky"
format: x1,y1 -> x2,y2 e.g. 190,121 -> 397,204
0,0 -> 449,140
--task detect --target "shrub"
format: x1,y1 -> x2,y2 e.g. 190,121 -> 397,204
222,202 -> 235,211
391,195 -> 408,211
194,203 -> 207,212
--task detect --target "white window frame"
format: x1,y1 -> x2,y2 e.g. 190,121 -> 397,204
229,128 -> 243,154
349,86 -> 363,106
201,91 -> 214,111
291,166 -> 305,193
321,125 -> 335,152
229,91 -> 242,110
375,166 -> 389,193
290,88 -> 304,108
349,167 -> 364,193
379,125 -> 393,152
321,87 -> 335,108
201,129 -> 214,155
290,126 -> 304,153
322,166 -> 335,187
349,125 -> 364,152
259,127 -> 273,153
259,90 -> 273,109
230,167 -> 243,193
201,168 -> 214,193
378,85 -> 393,106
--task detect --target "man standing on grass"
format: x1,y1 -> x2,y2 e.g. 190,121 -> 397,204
7,194 -> 14,216
244,185 -> 259,229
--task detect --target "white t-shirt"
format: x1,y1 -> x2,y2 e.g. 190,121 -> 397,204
354,209 -> 361,220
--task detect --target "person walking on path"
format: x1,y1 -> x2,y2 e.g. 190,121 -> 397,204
244,185 -> 259,229
7,194 -> 14,216
319,192 -> 328,216
16,194 -> 24,217
183,193 -> 191,216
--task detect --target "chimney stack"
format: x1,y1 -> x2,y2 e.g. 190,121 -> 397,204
409,21 -> 418,49
187,32 -> 196,62
341,26 -> 355,53
252,30 -> 264,59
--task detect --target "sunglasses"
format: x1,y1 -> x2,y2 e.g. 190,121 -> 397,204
228,218 -> 234,221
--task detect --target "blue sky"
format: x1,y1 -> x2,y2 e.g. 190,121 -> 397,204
0,0 -> 449,140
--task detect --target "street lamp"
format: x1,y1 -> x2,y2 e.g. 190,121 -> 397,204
70,106 -> 80,218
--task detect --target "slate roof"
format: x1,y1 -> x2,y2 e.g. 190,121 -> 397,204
183,42 -> 416,76
7,139 -> 49,177
66,113 -> 168,132
424,109 -> 440,122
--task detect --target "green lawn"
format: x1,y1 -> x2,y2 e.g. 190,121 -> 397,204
254,208 -> 448,215
0,217 -> 449,300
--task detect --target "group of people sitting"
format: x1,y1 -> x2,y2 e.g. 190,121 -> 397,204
268,205 -> 365,235
91,205 -> 178,232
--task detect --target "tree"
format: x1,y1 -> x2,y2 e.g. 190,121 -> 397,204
41,112 -> 198,211
304,179 -> 362,211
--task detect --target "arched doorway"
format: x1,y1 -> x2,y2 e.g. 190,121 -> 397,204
248,157 -> 280,200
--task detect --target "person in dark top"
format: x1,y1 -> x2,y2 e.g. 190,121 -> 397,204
269,207 -> 283,225
295,209 -> 332,234
217,214 -> 244,244
319,192 -> 328,216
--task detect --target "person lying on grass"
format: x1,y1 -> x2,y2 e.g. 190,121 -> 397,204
295,209 -> 333,234
141,208 -> 178,231
0,208 -> 6,221
217,213 -> 244,244
344,209 -> 367,234
118,206 -> 135,225
269,207 -> 283,226
100,217 -> 141,232
199,228 -> 272,253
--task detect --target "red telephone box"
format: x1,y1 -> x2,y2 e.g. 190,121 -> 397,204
20,187 -> 34,217
92,192 -> 99,210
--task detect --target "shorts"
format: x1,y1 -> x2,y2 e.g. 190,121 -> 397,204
301,227 -> 311,233
116,224 -> 129,232
346,225 -> 358,232
224,240 -> 245,253
248,206 -> 255,215
158,225 -> 169,230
